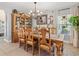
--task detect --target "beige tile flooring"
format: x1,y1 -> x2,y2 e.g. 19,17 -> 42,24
0,39 -> 79,56
63,43 -> 79,56
0,40 -> 31,56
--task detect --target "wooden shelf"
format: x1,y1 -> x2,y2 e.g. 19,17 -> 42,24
11,12 -> 31,43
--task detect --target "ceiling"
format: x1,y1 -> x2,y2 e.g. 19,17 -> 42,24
0,2 -> 78,13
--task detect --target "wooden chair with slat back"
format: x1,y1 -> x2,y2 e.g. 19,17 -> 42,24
38,28 -> 52,55
50,27 -> 56,34
55,34 -> 64,56
25,27 -> 36,55
17,28 -> 25,48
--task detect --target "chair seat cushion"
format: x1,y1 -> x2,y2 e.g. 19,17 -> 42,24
19,39 -> 25,43
26,41 -> 36,46
40,44 -> 50,51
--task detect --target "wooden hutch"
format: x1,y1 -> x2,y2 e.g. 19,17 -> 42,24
11,9 -> 32,43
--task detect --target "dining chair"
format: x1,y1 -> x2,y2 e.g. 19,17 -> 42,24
38,28 -> 52,56
50,27 -> 56,34
24,29 -> 28,50
25,28 -> 37,55
17,28 -> 25,48
55,34 -> 64,56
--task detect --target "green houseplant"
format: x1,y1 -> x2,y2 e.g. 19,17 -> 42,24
69,16 -> 79,31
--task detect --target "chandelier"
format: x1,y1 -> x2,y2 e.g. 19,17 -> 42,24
28,2 -> 43,16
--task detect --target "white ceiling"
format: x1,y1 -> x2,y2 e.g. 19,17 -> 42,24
0,2 -> 78,13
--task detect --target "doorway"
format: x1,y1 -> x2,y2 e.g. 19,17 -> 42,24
0,9 -> 6,41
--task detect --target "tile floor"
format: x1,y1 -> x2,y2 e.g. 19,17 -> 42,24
0,39 -> 79,56
63,43 -> 79,56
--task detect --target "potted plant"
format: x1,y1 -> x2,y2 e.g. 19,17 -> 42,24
69,16 -> 79,48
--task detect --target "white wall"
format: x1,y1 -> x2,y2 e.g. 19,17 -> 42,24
5,9 -> 12,41
32,11 -> 57,29
0,5 -> 29,41
0,8 -> 12,41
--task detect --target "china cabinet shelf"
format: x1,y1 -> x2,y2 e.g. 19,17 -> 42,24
11,11 -> 31,43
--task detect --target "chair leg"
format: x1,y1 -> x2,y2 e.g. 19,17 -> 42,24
19,41 -> 21,48
52,46 -> 55,56
26,44 -> 28,52
24,44 -> 26,50
56,47 -> 61,56
32,45 -> 34,55
24,41 -> 26,50
39,47 -> 40,56
49,49 -> 51,56
61,45 -> 63,52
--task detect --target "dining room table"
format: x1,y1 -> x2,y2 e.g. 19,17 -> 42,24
33,30 -> 63,45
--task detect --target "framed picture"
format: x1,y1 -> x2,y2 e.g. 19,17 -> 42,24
37,15 -> 47,25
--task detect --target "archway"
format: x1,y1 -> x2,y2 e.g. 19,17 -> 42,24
0,9 -> 6,41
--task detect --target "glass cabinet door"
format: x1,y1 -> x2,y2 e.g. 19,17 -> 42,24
16,16 -> 32,29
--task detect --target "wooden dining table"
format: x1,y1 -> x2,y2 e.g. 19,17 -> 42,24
33,31 -> 63,45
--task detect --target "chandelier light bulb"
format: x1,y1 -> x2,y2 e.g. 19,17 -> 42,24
40,12 -> 43,14
28,2 -> 43,17
30,10 -> 32,13
37,10 -> 40,13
